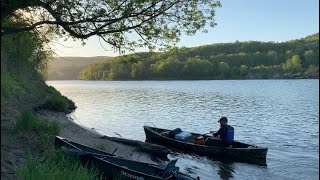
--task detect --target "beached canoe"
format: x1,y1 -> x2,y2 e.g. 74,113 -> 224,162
55,136 -> 199,180
143,126 -> 268,165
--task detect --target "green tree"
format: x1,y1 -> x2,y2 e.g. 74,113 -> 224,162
1,24 -> 52,79
267,50 -> 279,64
107,62 -> 131,80
132,61 -> 145,79
304,50 -> 319,66
183,57 -> 212,77
151,57 -> 183,78
283,55 -> 302,73
2,0 -> 221,53
218,61 -> 230,75
239,65 -> 248,77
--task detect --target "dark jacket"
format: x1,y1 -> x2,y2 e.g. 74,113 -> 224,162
213,125 -> 234,144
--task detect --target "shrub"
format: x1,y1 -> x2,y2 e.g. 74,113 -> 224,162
44,94 -> 67,111
43,86 -> 76,112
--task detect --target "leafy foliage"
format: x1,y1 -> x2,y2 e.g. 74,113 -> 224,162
1,18 -> 77,112
79,33 -> 319,80
1,19 -> 52,78
2,0 -> 221,53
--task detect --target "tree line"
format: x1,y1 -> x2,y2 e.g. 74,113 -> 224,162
79,33 -> 319,80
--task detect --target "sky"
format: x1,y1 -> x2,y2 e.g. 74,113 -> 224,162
51,0 -> 319,57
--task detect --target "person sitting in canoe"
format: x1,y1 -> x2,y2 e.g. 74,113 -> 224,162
205,116 -> 234,147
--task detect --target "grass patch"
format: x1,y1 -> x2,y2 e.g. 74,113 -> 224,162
43,86 -> 76,112
15,110 -> 36,130
1,74 -> 31,98
15,110 -> 60,149
17,151 -> 102,180
16,110 -> 60,136
15,111 -> 102,179
44,93 -> 69,112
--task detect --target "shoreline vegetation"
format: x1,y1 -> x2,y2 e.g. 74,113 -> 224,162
77,33 -> 319,81
45,34 -> 319,81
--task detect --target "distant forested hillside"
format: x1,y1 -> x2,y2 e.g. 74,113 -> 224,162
47,56 -> 110,80
79,33 -> 319,80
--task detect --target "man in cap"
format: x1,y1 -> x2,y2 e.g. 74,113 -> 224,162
206,116 -> 234,147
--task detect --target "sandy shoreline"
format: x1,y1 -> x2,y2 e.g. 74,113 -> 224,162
35,109 -> 170,165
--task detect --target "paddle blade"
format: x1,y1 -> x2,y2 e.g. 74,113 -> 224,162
163,159 -> 179,179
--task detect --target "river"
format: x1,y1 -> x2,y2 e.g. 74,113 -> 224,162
47,79 -> 319,180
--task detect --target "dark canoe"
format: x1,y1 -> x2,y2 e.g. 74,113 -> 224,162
55,136 -> 198,180
143,126 -> 268,166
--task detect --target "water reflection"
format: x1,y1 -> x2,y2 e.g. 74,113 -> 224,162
216,161 -> 235,180
168,152 -> 237,180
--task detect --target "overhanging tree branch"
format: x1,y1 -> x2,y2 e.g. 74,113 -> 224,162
1,0 -> 221,51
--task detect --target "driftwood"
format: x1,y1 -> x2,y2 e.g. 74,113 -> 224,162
100,135 -> 170,158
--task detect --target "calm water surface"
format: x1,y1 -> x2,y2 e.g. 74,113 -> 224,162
47,80 -> 319,180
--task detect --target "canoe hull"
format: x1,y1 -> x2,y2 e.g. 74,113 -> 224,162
143,126 -> 268,165
55,136 -> 197,180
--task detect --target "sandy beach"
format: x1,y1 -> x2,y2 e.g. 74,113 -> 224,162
36,109 -> 170,163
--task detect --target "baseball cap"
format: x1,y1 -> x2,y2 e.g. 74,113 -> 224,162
218,116 -> 228,122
